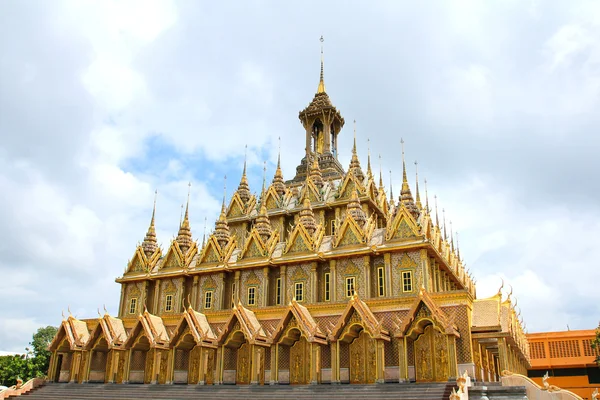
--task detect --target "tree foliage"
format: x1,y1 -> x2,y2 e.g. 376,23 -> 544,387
0,326 -> 57,387
592,321 -> 600,366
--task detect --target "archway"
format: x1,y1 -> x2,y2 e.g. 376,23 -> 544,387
89,338 -> 109,383
348,327 -> 376,384
413,323 -> 449,382
223,331 -> 251,384
279,327 -> 310,385
54,338 -> 73,383
128,335 -> 151,384
173,333 -> 194,384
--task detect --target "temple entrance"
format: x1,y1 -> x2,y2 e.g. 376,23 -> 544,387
414,324 -> 449,382
89,350 -> 108,382
289,336 -> 309,384
236,342 -> 251,384
173,333 -> 194,384
54,354 -> 63,382
349,330 -> 377,384
204,348 -> 216,385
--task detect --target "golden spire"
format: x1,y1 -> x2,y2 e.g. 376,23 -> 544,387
400,139 -> 418,218
299,197 -> 317,235
260,160 -> 267,203
317,35 -> 326,93
450,220 -> 454,252
202,216 -> 207,248
434,195 -> 439,227
272,137 -> 286,197
348,120 -> 364,181
309,153 -> 323,188
142,190 -> 158,256
424,178 -> 430,213
378,154 -> 384,191
442,207 -> 447,240
237,145 -> 251,203
389,170 -> 394,205
176,183 -> 193,253
366,139 -> 373,180
255,203 -> 272,242
214,175 -> 231,248
456,231 -> 461,260
346,190 -> 367,227
414,161 -> 422,210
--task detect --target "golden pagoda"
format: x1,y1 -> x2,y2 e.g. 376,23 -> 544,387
47,39 -> 530,387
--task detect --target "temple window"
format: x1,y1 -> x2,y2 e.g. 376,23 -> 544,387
165,294 -> 173,312
295,282 -> 304,302
324,273 -> 331,301
402,271 -> 413,293
247,287 -> 256,306
377,267 -> 385,297
129,298 -> 137,314
204,291 -> 213,309
330,220 -> 337,236
275,278 -> 282,305
232,282 -> 237,308
345,276 -> 356,297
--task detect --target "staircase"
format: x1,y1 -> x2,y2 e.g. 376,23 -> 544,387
13,382 -> 455,400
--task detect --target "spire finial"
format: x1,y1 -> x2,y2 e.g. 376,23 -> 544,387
450,220 -> 454,252
202,216 -> 207,247
318,35 -> 325,93
180,203 -> 184,227
142,190 -> 159,256
442,208 -> 447,240
424,178 -> 430,213
262,160 -> 267,197
353,120 -> 357,154
367,138 -> 373,179
434,195 -> 439,227
243,144 -> 248,176
389,170 -> 394,204
222,175 -> 227,210
401,138 -> 407,183
378,154 -> 384,190
185,181 -> 191,216
151,189 -> 157,226
456,231 -> 461,260
277,136 -> 281,168
414,161 -> 422,209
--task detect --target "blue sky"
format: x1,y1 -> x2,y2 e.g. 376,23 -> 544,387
1,0 -> 600,352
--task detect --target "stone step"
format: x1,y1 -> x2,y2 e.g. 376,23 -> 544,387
14,382 -> 456,400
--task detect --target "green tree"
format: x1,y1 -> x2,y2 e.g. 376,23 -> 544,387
592,321 -> 600,366
0,326 -> 57,387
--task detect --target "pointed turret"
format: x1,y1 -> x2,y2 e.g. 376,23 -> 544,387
255,204 -> 273,242
299,197 -> 317,235
272,142 -> 286,197
309,153 -> 324,188
399,139 -> 419,219
141,190 -> 158,257
348,120 -> 365,182
378,155 -> 385,193
214,202 -> 231,249
414,161 -> 422,210
176,184 -> 193,253
346,190 -> 367,227
366,139 -> 373,181
237,146 -> 251,203
389,170 -> 395,207
424,178 -> 430,214
317,35 -> 326,94
434,195 -> 440,227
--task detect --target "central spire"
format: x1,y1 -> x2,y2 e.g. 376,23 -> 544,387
317,35 -> 325,93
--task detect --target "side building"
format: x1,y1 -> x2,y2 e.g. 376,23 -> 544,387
527,329 -> 600,399
47,50 -> 531,386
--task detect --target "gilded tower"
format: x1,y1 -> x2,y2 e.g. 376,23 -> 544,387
46,40 -> 530,388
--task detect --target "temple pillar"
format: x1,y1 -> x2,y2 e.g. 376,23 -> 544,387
363,256 -> 371,298
191,276 -> 199,309
310,263 -> 318,303
48,353 -> 56,382
448,336 -> 459,380
330,260 -> 337,301
167,348 -> 175,385
197,347 -> 207,385
234,271 -> 241,304
497,338 -> 508,374
69,352 -> 80,383
263,267 -> 270,307
375,340 -> 385,384
330,341 -> 340,384
420,250 -> 429,291
398,338 -> 408,383
270,344 -> 279,385
309,342 -> 320,384
153,281 -> 160,314
280,266 -> 287,304
250,345 -> 263,385
215,346 -> 224,385
384,254 -> 392,297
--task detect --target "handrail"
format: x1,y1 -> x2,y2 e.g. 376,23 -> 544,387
501,370 -> 583,400
0,377 -> 45,399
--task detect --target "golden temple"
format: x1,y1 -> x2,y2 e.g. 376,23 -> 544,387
46,40 -> 531,387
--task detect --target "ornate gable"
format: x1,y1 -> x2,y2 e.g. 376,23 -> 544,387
397,287 -> 460,338
272,299 -> 327,345
126,248 -> 148,274
161,244 -> 183,270
198,235 -> 237,265
334,215 -> 366,248
263,186 -> 282,210
330,293 -> 390,342
218,303 -> 270,347
337,173 -> 363,200
301,179 -> 322,204
227,193 -> 246,218
386,205 -> 421,241
170,307 -> 218,349
240,230 -> 267,259
284,223 -> 324,255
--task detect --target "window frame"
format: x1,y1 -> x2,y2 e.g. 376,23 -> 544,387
402,270 -> 413,293
275,278 -> 282,306
165,294 -> 173,312
295,282 -> 304,302
129,298 -> 137,315
247,286 -> 256,306
204,291 -> 213,309
330,220 -> 336,236
231,282 -> 237,308
324,272 -> 331,301
345,276 -> 356,298
377,266 -> 385,297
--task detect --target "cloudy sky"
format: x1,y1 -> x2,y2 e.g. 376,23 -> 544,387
1,0 -> 599,352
